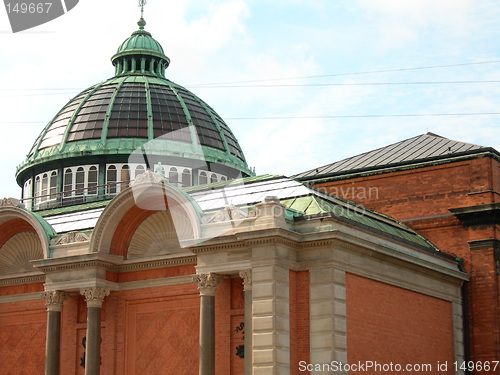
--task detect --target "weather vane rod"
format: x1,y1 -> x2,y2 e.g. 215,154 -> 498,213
139,0 -> 147,18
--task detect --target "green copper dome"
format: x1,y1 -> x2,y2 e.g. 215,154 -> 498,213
16,19 -> 253,209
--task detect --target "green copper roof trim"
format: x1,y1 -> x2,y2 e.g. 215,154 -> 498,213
22,208 -> 57,238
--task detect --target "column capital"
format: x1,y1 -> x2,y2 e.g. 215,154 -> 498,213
239,270 -> 252,291
80,287 -> 110,308
192,273 -> 223,296
43,290 -> 69,312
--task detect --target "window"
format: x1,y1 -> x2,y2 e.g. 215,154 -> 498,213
88,166 -> 98,195
182,169 -> 191,187
169,167 -> 178,185
211,173 -> 217,184
41,174 -> 48,199
64,169 -> 73,197
75,168 -> 85,196
107,165 -> 117,194
135,165 -> 145,179
49,171 -> 57,200
121,165 -> 130,190
35,176 -> 41,205
199,171 -> 208,185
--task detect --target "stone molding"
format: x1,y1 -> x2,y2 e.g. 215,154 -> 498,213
50,231 -> 90,245
129,170 -> 165,187
192,273 -> 223,296
239,270 -> 252,291
81,287 -> 110,308
0,197 -> 24,208
42,290 -> 69,312
202,205 -> 255,224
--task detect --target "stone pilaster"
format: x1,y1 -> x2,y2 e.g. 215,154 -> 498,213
240,270 -> 253,375
193,273 -> 223,375
43,291 -> 68,375
81,287 -> 110,375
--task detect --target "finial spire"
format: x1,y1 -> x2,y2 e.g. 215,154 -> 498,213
138,0 -> 147,30
139,0 -> 146,18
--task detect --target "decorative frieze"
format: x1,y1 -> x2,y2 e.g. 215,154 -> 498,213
42,290 -> 69,312
80,287 -> 110,308
51,231 -> 90,245
192,273 -> 223,296
129,169 -> 165,187
202,205 -> 255,224
0,197 -> 24,208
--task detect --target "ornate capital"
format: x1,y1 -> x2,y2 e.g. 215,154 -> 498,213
80,287 -> 110,308
42,291 -> 69,312
192,273 -> 223,296
239,270 -> 252,291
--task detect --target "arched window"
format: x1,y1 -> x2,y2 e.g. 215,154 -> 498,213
182,169 -> 191,187
121,165 -> 130,191
169,167 -> 178,185
49,171 -> 57,201
220,176 -> 227,182
88,166 -> 98,195
64,169 -> 73,197
135,165 -> 145,179
75,168 -> 85,196
107,165 -> 117,194
35,176 -> 41,205
41,174 -> 48,200
211,173 -> 217,184
199,171 -> 208,185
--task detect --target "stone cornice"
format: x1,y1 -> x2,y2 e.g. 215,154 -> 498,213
450,203 -> 500,227
0,272 -> 45,287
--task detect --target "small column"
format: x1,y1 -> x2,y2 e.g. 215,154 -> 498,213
80,287 -> 110,375
43,291 -> 68,375
193,273 -> 223,375
240,270 -> 253,375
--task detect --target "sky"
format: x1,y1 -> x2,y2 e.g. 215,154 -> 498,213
0,0 -> 499,198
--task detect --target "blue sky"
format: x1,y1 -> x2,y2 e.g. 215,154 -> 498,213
0,0 -> 499,198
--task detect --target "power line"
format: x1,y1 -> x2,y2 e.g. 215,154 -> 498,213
225,112 -> 500,120
189,60 -> 500,86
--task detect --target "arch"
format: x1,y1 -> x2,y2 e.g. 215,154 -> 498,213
0,232 -> 43,275
0,206 -> 55,259
89,182 -> 202,257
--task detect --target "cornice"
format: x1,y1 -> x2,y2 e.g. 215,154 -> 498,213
0,272 -> 45,287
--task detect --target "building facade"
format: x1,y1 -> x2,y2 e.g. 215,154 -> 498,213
297,133 -> 500,372
0,17 -> 470,375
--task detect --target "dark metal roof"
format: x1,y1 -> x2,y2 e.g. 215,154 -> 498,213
295,132 -> 490,180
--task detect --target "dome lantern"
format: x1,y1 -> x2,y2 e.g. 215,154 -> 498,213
111,17 -> 170,78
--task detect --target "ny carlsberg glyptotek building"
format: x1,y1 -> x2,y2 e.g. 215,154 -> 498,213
0,13 -> 471,375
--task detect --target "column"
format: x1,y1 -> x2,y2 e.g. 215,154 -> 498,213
80,287 -> 110,375
240,270 -> 253,375
193,273 -> 223,375
43,291 -> 68,375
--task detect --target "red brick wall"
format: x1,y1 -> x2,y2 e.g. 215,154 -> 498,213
290,270 -> 310,374
0,299 -> 47,375
346,273 -> 454,375
314,156 -> 500,364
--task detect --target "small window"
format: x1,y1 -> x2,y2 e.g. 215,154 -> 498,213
107,165 -> 117,194
64,169 -> 73,197
135,165 -> 145,179
199,171 -> 207,185
76,168 -> 85,196
182,169 -> 191,187
169,167 -> 178,184
49,171 -> 57,200
211,173 -> 217,184
88,166 -> 98,195
121,165 -> 130,191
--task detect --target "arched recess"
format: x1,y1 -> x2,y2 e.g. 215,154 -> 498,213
0,232 -> 43,274
0,206 -> 54,260
89,182 -> 202,258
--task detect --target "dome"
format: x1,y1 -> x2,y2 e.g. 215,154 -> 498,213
16,18 -> 253,211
